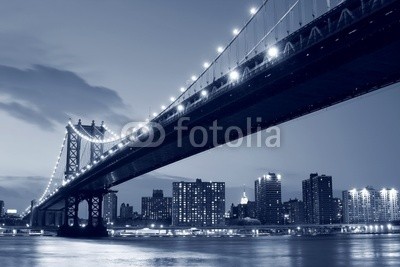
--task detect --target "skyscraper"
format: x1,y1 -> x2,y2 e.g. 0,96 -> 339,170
0,200 -> 4,217
120,203 -> 134,220
343,187 -> 399,223
282,199 -> 305,224
332,198 -> 343,224
103,192 -> 118,224
302,173 -> 333,224
230,189 -> 257,220
380,188 -> 400,221
142,190 -> 172,222
255,173 -> 282,225
172,179 -> 225,227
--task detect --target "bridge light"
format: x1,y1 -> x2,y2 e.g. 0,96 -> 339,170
191,75 -> 197,81
161,105 -> 166,110
180,87 -> 185,93
170,97 -> 176,102
201,90 -> 208,97
232,28 -> 240,36
229,70 -> 240,81
268,46 -> 279,58
177,104 -> 184,112
152,112 -> 158,117
250,7 -> 257,15
118,143 -> 123,148
203,62 -> 210,69
217,46 -> 224,53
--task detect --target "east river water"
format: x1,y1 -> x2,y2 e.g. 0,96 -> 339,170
0,234 -> 399,267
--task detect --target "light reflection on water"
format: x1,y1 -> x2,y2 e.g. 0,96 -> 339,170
0,234 -> 399,267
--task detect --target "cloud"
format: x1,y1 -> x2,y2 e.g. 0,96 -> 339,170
0,64 -> 131,130
0,176 -> 47,211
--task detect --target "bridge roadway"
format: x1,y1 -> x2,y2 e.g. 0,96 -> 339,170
36,0 -> 400,212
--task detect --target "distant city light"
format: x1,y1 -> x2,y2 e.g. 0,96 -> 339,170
6,209 -> 17,214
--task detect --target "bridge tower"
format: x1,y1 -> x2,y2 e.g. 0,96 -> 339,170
58,119 -> 108,237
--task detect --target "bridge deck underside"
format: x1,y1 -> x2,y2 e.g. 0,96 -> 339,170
40,1 -> 400,211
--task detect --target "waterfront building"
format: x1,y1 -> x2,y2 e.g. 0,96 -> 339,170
0,200 -> 4,217
343,187 -> 399,223
230,189 -> 257,220
172,179 -> 225,227
142,190 -> 172,222
120,203 -> 134,220
103,192 -> 118,224
332,198 -> 343,224
255,173 -> 282,224
302,173 -> 333,224
282,198 -> 305,225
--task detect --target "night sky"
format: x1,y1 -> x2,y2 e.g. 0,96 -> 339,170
0,0 -> 399,213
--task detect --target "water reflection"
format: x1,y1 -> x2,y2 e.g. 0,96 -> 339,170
0,235 -> 399,267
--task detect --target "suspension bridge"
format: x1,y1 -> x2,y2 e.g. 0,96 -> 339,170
21,0 -> 400,237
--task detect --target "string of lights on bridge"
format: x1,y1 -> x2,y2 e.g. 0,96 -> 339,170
21,0 -> 291,218
150,2 -> 278,122
21,0 -> 279,217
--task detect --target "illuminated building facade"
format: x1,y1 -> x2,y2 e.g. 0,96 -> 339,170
302,173 -> 333,224
282,198 -> 305,224
172,179 -> 225,226
103,192 -> 118,224
141,190 -> 172,222
343,187 -> 399,223
255,173 -> 282,224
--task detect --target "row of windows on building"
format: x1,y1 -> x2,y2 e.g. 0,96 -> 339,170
102,179 -> 226,227
343,187 -> 399,223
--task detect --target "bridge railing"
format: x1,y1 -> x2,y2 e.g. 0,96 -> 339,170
157,0 -> 393,128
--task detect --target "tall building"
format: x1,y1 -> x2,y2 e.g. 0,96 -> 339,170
142,190 -> 172,222
302,173 -> 333,224
172,179 -> 225,227
103,192 -> 118,224
332,198 -> 343,224
120,203 -> 134,220
343,187 -> 399,223
380,188 -> 400,221
282,199 -> 305,225
0,200 -> 4,217
230,189 -> 256,220
255,173 -> 282,225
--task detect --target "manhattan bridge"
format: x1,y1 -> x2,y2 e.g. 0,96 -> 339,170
19,0 -> 400,237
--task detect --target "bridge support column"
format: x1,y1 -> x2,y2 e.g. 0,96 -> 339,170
58,190 -> 108,238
